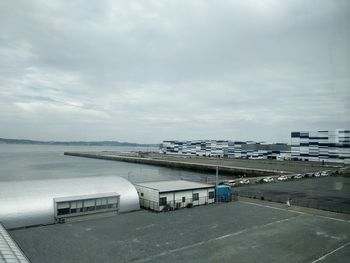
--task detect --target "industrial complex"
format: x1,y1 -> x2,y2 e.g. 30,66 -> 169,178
0,158 -> 349,262
0,176 -> 236,262
159,129 -> 350,164
1,129 -> 349,262
160,140 -> 291,160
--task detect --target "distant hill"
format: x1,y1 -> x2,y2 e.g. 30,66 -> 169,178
0,138 -> 158,147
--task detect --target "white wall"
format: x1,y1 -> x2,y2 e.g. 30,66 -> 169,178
135,185 -> 159,210
136,185 -> 215,211
160,188 -> 215,210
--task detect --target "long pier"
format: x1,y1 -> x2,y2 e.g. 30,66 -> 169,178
64,151 -> 280,177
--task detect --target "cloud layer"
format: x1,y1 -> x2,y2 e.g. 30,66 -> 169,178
1,0 -> 349,143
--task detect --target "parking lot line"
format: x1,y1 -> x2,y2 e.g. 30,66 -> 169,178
134,217 -> 296,263
240,200 -> 350,223
311,241 -> 350,263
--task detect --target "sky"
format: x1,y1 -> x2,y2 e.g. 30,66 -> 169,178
0,0 -> 349,144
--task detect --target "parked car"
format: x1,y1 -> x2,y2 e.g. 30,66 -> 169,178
304,173 -> 314,178
239,179 -> 250,185
314,172 -> 321,177
277,175 -> 288,181
321,171 -> 329,176
257,178 -> 265,183
329,171 -> 337,176
263,177 -> 274,183
294,174 -> 303,179
226,180 -> 237,187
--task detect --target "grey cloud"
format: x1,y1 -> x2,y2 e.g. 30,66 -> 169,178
0,0 -> 349,143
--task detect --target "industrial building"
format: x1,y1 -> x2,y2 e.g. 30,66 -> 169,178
134,180 -> 215,211
0,176 -> 140,229
291,129 -> 350,164
160,140 -> 228,156
160,140 -> 290,160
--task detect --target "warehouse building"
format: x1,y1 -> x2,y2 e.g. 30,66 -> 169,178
135,180 -> 215,211
0,176 -> 140,229
291,129 -> 350,164
160,140 -> 290,160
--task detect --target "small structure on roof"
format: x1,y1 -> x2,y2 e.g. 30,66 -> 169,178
134,180 -> 215,211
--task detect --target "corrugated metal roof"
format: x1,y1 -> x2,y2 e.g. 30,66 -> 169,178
135,180 -> 214,192
0,223 -> 29,263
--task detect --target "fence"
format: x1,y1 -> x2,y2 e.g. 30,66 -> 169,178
236,190 -> 350,214
139,195 -> 238,212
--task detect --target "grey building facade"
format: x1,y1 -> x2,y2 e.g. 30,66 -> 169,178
291,129 -> 350,164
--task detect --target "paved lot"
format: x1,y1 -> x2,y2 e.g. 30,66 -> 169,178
236,176 -> 350,214
71,151 -> 348,175
148,153 -> 346,174
10,198 -> 350,263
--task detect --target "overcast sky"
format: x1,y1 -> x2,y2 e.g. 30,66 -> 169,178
0,0 -> 349,144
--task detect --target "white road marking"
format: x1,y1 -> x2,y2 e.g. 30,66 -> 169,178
317,215 -> 350,223
240,201 -> 306,214
311,241 -> 350,263
133,201 -> 349,262
240,201 -> 350,223
133,217 -> 294,262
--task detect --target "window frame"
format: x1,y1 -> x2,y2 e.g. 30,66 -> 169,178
209,191 -> 215,199
159,197 -> 167,206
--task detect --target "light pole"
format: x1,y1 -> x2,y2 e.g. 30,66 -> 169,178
216,164 -> 219,203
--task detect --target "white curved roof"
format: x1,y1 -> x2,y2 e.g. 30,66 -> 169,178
0,176 -> 140,229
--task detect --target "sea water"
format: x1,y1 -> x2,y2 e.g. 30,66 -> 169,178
0,144 -> 216,183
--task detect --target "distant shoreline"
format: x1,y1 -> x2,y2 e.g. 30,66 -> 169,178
0,138 -> 158,147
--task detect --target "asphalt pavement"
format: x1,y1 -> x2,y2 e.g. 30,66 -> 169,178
10,198 -> 350,263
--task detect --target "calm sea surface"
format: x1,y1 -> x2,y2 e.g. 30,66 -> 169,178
0,144 -> 217,183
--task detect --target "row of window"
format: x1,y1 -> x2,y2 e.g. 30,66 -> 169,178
158,191 -> 215,206
56,196 -> 119,217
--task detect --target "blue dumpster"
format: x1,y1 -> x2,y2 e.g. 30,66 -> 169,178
215,185 -> 232,202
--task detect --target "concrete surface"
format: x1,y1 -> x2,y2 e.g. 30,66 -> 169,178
236,176 -> 350,214
10,198 -> 350,263
64,151 -> 347,177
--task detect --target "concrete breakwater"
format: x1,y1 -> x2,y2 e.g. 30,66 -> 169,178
64,151 -> 278,177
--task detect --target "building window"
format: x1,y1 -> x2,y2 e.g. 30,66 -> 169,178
193,193 -> 199,201
182,197 -> 186,202
159,197 -> 167,206
55,195 -> 119,218
57,202 -> 70,216
209,191 -> 214,199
